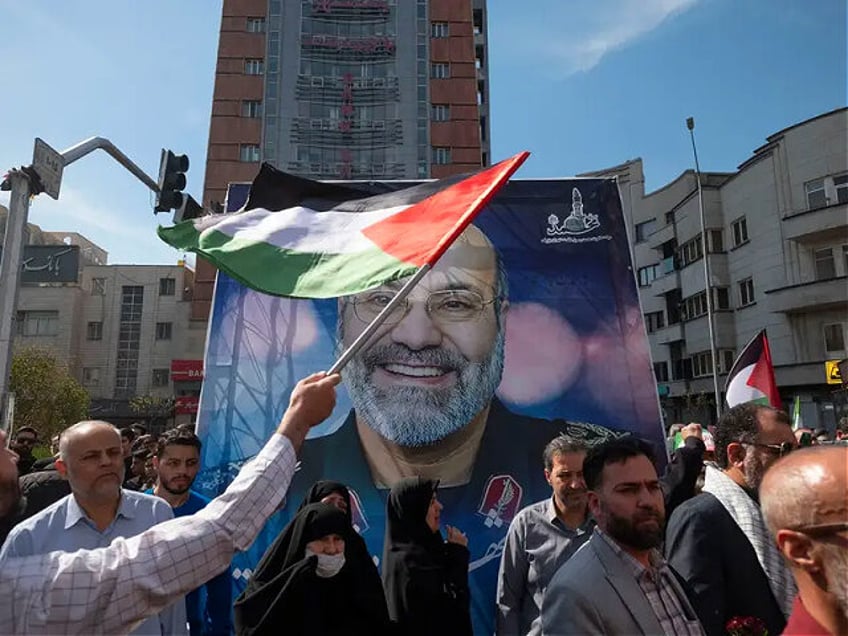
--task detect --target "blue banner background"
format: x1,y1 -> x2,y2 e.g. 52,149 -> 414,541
194,178 -> 663,634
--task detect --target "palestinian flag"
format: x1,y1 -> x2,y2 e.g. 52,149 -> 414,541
724,329 -> 781,408
158,152 -> 528,298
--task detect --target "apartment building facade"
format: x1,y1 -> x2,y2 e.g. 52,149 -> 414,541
2,218 -> 201,427
591,107 -> 848,429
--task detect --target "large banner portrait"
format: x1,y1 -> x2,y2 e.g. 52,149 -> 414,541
194,177 -> 663,634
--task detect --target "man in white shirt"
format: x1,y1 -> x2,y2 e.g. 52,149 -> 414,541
0,371 -> 340,635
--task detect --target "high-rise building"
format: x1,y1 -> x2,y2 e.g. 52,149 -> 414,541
194,0 -> 490,322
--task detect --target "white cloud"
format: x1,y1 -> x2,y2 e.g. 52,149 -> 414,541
496,0 -> 699,77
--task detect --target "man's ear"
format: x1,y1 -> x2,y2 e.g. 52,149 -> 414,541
544,468 -> 552,487
776,529 -> 819,572
152,456 -> 160,472
726,441 -> 746,468
587,490 -> 602,520
55,458 -> 68,478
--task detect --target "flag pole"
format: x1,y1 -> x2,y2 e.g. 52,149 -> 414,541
328,263 -> 431,375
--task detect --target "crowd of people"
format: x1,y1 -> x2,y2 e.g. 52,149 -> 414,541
0,374 -> 846,635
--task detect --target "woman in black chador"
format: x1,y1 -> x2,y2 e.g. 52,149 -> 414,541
234,502 -> 390,635
382,477 -> 472,636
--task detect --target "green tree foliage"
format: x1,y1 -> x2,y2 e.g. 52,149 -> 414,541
9,346 -> 90,439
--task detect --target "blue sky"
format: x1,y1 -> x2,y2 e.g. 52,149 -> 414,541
0,0 -> 844,265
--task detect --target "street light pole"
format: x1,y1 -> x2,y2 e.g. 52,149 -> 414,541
0,137 -> 166,431
0,171 -> 33,427
686,117 -> 722,423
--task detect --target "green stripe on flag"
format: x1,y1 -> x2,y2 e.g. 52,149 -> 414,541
158,225 -> 417,298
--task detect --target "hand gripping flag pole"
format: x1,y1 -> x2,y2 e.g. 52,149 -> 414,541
328,151 -> 529,375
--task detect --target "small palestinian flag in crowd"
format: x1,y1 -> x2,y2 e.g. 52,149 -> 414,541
724,329 -> 781,409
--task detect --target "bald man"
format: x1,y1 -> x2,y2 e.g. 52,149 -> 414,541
761,445 -> 848,636
287,224 -> 616,635
0,420 -> 186,635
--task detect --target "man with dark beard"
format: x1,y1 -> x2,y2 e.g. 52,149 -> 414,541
665,404 -> 797,636
148,428 -> 232,636
288,224 -> 615,635
542,437 -> 704,635
761,445 -> 848,636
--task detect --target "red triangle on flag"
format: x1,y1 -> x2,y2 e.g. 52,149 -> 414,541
745,334 -> 781,407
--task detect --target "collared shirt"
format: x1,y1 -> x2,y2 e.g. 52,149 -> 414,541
596,528 -> 703,636
1,488 -> 182,635
0,433 -> 296,635
783,595 -> 831,635
496,496 -> 593,635
145,488 -> 233,636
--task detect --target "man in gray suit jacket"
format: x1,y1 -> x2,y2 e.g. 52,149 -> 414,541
541,437 -> 704,635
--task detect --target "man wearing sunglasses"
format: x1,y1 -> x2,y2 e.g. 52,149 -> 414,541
761,444 -> 848,636
665,403 -> 797,636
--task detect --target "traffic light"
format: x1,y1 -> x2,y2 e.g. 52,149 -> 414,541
174,194 -> 204,223
154,149 -> 189,212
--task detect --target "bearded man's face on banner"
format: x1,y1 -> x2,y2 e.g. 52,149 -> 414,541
338,226 -> 509,447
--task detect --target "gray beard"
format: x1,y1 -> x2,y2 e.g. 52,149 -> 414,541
343,328 -> 505,447
822,541 -> 848,622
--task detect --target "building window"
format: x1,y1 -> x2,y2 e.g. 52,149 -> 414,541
738,277 -> 755,307
681,291 -> 708,321
644,311 -> 665,334
432,147 -> 451,165
156,322 -> 173,341
82,367 -> 101,387
718,349 -> 736,374
824,323 -> 846,355
835,174 -> 848,205
431,63 -> 450,79
16,311 -> 59,337
708,229 -> 724,253
731,217 -> 748,247
653,361 -> 669,383
431,22 -> 449,37
152,368 -> 170,387
245,59 -> 264,75
634,219 -> 657,243
431,104 -> 450,122
805,178 -> 827,209
159,277 -> 175,296
91,277 -> 106,295
240,145 -> 261,162
692,351 -> 713,378
637,264 -> 659,287
86,321 -> 103,341
679,235 -> 703,267
713,286 -> 730,310
843,244 -> 848,274
115,286 -> 143,399
242,100 -> 262,118
814,247 -> 836,280
246,17 -> 265,33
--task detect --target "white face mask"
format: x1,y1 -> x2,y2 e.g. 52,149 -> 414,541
305,547 -> 346,578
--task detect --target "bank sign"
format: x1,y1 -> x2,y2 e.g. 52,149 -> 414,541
0,245 -> 81,283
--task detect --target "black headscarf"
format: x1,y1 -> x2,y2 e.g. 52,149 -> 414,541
297,480 -> 392,633
297,480 -> 354,521
234,503 -> 350,635
382,477 -> 472,636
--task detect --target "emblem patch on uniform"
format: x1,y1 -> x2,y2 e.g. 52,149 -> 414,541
477,474 -> 523,528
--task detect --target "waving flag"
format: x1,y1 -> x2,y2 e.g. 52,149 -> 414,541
158,152 -> 528,298
724,329 -> 781,409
